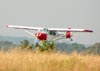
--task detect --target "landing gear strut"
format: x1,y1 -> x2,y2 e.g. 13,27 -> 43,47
70,38 -> 73,41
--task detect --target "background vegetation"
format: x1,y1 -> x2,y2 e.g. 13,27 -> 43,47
0,38 -> 100,71
0,40 -> 100,55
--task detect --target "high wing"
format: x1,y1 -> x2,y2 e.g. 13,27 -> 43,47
7,25 -> 93,32
7,25 -> 43,30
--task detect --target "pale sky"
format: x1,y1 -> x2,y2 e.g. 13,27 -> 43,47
0,0 -> 100,44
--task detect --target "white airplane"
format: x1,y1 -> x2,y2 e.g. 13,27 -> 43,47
6,25 -> 93,42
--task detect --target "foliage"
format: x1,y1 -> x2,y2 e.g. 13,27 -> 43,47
83,42 -> 100,55
20,39 -> 29,49
1,39 -> 100,55
19,39 -> 55,52
0,41 -> 16,51
55,42 -> 85,53
36,40 -> 55,52
27,44 -> 34,50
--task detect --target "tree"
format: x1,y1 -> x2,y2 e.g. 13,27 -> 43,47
37,40 -> 55,52
27,44 -> 35,50
20,39 -> 29,49
47,40 -> 54,50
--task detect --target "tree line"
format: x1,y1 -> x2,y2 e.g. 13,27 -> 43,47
0,40 -> 100,54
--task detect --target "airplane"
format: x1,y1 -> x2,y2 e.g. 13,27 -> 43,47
6,25 -> 93,42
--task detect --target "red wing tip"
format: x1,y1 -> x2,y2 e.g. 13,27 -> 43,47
84,30 -> 93,32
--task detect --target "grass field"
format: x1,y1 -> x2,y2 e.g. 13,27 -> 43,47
0,49 -> 100,71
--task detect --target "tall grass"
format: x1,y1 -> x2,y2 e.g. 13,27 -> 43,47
0,49 -> 100,71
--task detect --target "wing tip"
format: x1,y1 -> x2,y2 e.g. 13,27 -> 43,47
6,25 -> 9,27
83,29 -> 93,32
6,25 -> 12,28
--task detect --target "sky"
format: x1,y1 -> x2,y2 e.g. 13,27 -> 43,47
0,0 -> 100,44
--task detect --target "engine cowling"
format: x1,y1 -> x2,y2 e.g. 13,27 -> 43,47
66,31 -> 71,38
35,32 -> 47,40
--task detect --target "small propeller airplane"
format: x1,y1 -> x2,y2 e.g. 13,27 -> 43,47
6,25 -> 93,42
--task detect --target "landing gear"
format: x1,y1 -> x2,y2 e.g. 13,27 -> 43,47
70,38 -> 73,41
36,43 -> 39,47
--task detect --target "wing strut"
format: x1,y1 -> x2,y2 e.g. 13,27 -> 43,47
24,30 -> 34,36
